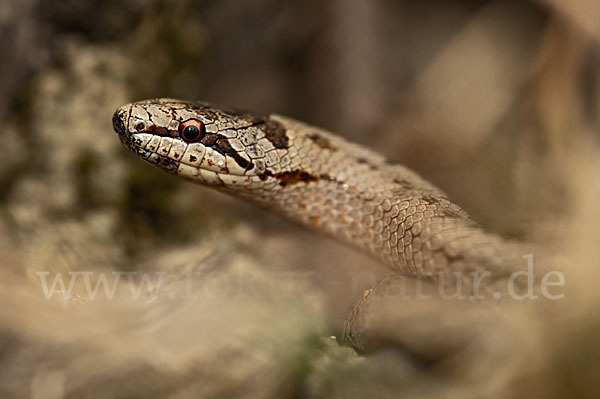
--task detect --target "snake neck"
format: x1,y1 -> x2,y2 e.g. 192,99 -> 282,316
113,101 -> 537,289
215,116 -> 529,286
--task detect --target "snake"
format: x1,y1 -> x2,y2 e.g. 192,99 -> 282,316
112,98 -> 549,351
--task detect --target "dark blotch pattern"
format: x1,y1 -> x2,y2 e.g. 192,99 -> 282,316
261,170 -> 324,187
201,134 -> 217,146
201,133 -> 253,170
261,118 -> 289,149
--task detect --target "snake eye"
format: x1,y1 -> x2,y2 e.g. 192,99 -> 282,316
134,121 -> 146,131
179,120 -> 205,143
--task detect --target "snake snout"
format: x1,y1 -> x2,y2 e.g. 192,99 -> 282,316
112,106 -> 129,139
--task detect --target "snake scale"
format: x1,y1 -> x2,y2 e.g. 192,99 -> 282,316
113,98 -> 546,351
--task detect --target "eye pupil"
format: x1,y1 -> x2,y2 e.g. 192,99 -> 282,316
179,120 -> 204,143
183,125 -> 200,141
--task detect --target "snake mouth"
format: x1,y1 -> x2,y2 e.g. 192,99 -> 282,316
128,133 -> 258,186
128,131 -> 258,181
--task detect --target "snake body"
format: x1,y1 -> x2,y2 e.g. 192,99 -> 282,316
113,99 -> 540,348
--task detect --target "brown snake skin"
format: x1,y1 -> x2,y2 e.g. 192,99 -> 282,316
113,98 -> 547,351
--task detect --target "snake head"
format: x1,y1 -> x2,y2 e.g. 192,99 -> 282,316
112,98 -> 291,187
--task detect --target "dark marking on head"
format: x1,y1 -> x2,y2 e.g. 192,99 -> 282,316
189,155 -> 197,163
201,134 -> 217,146
393,178 -> 413,189
198,133 -> 253,171
150,126 -> 170,136
308,133 -> 335,150
216,138 -> 233,153
261,117 -> 289,149
233,154 -> 252,170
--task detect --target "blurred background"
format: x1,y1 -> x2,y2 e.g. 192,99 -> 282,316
0,0 -> 599,397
